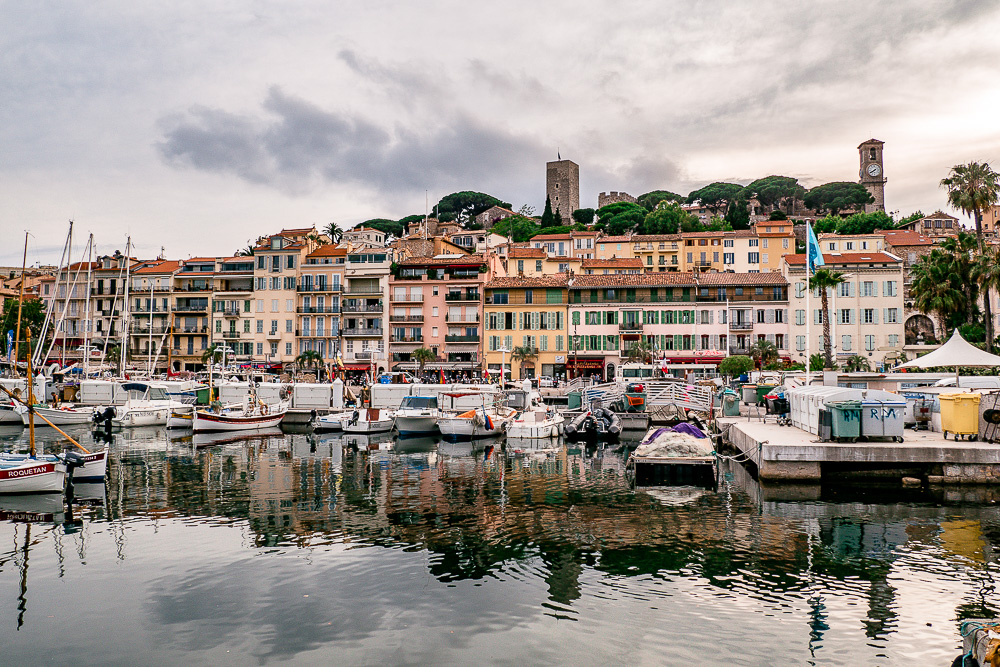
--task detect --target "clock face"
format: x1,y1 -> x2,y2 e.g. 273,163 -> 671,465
867,163 -> 882,177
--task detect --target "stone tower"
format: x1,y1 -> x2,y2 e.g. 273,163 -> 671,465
858,139 -> 886,213
546,158 -> 579,222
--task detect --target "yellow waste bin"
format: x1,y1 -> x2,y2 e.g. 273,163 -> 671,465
939,393 -> 980,441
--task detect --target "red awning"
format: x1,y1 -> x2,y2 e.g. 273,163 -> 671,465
343,364 -> 370,370
660,356 -> 723,364
565,358 -> 606,370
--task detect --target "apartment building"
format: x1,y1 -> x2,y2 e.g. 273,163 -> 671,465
593,235 -> 633,260
41,261 -> 100,364
580,258 -> 643,275
211,257 -> 256,364
388,254 -> 487,376
530,231 -> 599,260
817,233 -> 885,254
508,246 -> 549,277
483,275 -> 569,380
341,245 -> 392,373
297,245 -> 345,362
129,260 -> 178,373
90,253 -> 138,358
566,272 -> 789,380
898,211 -> 960,239
251,228 -> 324,370
783,252 -> 905,368
630,235 -> 682,271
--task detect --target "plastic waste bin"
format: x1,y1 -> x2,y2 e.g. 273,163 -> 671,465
741,384 -> 758,404
567,390 -> 582,410
818,408 -> 832,441
940,393 -> 980,441
721,390 -> 741,417
828,401 -> 861,441
756,384 -> 776,405
860,399 -> 907,442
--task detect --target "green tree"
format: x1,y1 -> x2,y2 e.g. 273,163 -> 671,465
974,246 -> 1000,347
803,182 -> 875,215
491,215 -> 540,242
626,338 -> 656,364
686,182 -> 744,214
837,211 -> 894,235
809,353 -> 826,372
553,207 -> 563,227
718,355 -> 754,379
236,243 -> 255,257
637,190 -> 685,211
897,210 -> 924,226
358,218 -> 405,238
639,202 -> 696,235
845,355 -> 871,372
296,350 -> 323,376
596,201 -> 648,235
808,269 -> 847,368
511,345 -> 537,379
434,191 -> 511,225
740,175 -> 806,213
0,298 -> 46,361
768,210 -> 788,220
412,347 -> 436,375
941,161 -> 1000,349
540,196 -> 556,228
201,343 -> 223,368
812,215 -> 840,234
324,222 -> 343,243
571,208 -> 595,225
749,339 -> 778,369
911,247 -> 972,332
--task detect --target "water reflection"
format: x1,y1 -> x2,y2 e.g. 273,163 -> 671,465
0,426 -> 996,663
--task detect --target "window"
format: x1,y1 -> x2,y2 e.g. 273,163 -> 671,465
724,239 -> 733,248
842,335 -> 852,352
775,334 -> 784,349
888,334 -> 899,347
749,239 -> 759,247
762,239 -> 768,249
556,335 -> 564,351
572,311 -> 580,325
795,282 -> 805,299
257,319 -> 264,333
536,260 -> 542,271
286,319 -> 293,333
271,299 -> 278,312
517,260 -> 524,273
885,308 -> 898,323
775,309 -> 784,324
883,281 -> 897,297
286,342 -> 293,355
796,335 -> 805,352
257,299 -> 264,312
723,253 -> 734,265
783,238 -> 789,249
865,335 -> 875,351
840,309 -> 852,325
839,282 -> 850,297
748,252 -> 759,264
796,309 -> 805,325
828,242 -> 836,251
861,281 -> 875,297
270,319 -> 278,332
846,242 -> 854,250
257,342 -> 263,355
525,290 -> 533,304
756,309 -> 765,323
287,255 -> 295,269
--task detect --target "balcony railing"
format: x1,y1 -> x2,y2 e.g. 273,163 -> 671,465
297,284 -> 342,292
444,292 -> 480,302
390,315 -> 424,322
342,287 -> 381,296
176,326 -> 209,334
445,313 -> 479,323
221,331 -> 244,339
221,309 -> 243,317
729,346 -> 750,355
729,322 -> 754,331
174,285 -> 213,292
444,334 -> 480,343
619,322 -> 643,331
341,303 -> 383,313
390,294 -> 424,302
342,327 -> 382,336
392,336 -> 424,344
130,327 -> 171,335
172,304 -> 208,312
296,306 -> 340,314
266,329 -> 281,339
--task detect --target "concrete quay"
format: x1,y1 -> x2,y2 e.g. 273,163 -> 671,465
718,417 -> 1000,483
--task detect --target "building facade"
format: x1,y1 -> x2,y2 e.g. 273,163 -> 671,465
484,275 -> 569,380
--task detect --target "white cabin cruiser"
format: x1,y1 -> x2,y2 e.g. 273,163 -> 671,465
109,382 -> 176,427
393,396 -> 441,436
505,389 -> 564,439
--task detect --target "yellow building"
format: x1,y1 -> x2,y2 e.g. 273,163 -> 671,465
629,235 -> 682,271
484,275 -> 569,380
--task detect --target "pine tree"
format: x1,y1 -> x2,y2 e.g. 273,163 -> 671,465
540,196 -> 555,228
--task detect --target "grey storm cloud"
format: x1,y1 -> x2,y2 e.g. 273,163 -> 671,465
157,86 -> 550,196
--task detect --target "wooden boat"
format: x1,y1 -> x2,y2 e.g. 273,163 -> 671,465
0,402 -> 23,425
0,459 -> 67,494
167,404 -> 194,429
16,404 -> 94,426
341,408 -> 393,434
192,404 -> 286,433
313,410 -> 355,432
626,426 -> 717,487
0,447 -> 108,482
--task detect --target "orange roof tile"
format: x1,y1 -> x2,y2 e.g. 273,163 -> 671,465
581,257 -> 644,269
695,272 -> 787,286
307,245 -> 347,258
486,275 -> 569,289
510,246 -> 547,259
880,230 -> 934,246
784,252 -> 901,265
134,260 -> 180,275
570,273 -> 697,288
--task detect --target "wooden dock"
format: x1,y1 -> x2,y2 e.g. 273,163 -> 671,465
719,417 -> 1000,483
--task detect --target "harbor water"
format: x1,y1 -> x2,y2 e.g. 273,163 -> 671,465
1,424 -> 997,665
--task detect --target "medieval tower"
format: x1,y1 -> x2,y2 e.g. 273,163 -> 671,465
858,139 -> 886,213
546,158 -> 579,221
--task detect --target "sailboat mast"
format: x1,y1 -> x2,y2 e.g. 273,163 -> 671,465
120,236 -> 131,376
26,332 -> 35,458
34,221 -> 73,369
83,235 -> 93,377
147,277 -> 154,376
13,232 -> 28,377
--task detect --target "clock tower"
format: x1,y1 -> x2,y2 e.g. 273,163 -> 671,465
858,138 -> 886,213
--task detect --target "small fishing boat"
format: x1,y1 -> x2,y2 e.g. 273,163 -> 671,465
312,410 -> 356,432
166,404 -> 194,429
0,447 -> 109,482
0,402 -> 22,425
438,405 -> 515,440
393,396 -> 441,436
0,459 -> 67,494
16,404 -> 94,426
341,408 -> 393,434
192,403 -> 286,433
505,390 -> 564,439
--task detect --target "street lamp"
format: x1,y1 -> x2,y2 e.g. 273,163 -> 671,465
497,346 -> 509,386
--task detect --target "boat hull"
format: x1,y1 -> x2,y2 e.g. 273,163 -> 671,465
19,406 -> 94,426
342,419 -> 394,434
167,406 -> 194,429
506,416 -> 564,439
0,448 -> 108,481
193,410 -> 286,433
0,461 -> 67,494
0,405 -> 22,424
113,407 -> 169,427
394,414 -> 439,436
437,418 -> 504,440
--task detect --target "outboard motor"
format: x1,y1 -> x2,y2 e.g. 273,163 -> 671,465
62,451 -> 86,501
93,406 -> 116,435
349,410 -> 359,426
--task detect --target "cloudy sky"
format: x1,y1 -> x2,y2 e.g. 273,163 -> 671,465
3,0 -> 1000,265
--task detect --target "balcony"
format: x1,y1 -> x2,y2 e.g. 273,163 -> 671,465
130,326 -> 170,336
221,331 -> 244,339
390,314 -> 424,322
174,285 -> 212,292
266,329 -> 281,340
341,302 -> 383,313
342,327 -> 382,337
342,287 -> 381,297
444,334 -> 480,343
392,336 -> 424,344
296,306 -> 340,314
390,294 -> 424,302
445,313 -> 479,323
729,346 -> 751,355
729,321 -> 754,331
619,322 -> 643,331
173,303 -> 208,313
353,351 -> 374,361
297,284 -> 342,293
176,326 -> 209,334
221,309 -> 243,318
444,292 -> 480,302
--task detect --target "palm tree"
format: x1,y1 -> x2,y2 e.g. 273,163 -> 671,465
201,343 -> 223,369
511,345 -> 537,379
626,338 -> 655,364
845,355 -> 871,372
912,233 -> 980,332
973,245 -> 1000,348
324,222 -> 344,244
296,350 -> 323,377
412,347 -> 436,376
749,339 -> 778,369
808,268 -> 847,369
236,242 -> 255,257
942,162 -> 1000,349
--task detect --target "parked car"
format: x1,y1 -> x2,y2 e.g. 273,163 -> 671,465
538,375 -> 554,388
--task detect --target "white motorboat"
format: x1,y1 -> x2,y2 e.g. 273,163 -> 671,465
505,390 -> 564,439
0,447 -> 109,482
341,408 -> 394,434
0,403 -> 22,425
393,396 -> 441,435
110,382 -> 177,427
0,459 -> 67,494
438,405 -> 516,440
313,410 -> 355,432
16,403 -> 95,426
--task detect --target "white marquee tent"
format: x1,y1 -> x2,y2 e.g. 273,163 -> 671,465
895,329 -> 1000,386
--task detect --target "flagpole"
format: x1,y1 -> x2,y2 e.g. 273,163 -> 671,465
806,264 -> 810,386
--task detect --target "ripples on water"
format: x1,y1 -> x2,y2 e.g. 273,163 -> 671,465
0,424 -> 996,665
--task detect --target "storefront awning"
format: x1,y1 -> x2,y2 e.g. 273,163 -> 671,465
565,357 -> 605,370
343,364 -> 371,370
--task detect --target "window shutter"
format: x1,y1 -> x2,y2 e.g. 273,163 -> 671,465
766,309 -> 774,324
766,333 -> 775,344
814,309 -> 820,325
883,308 -> 888,324
873,309 -> 879,325
709,311 -> 714,324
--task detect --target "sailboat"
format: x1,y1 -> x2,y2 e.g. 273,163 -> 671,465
192,384 -> 287,433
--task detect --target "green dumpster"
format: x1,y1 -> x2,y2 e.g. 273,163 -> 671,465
567,390 -> 582,410
829,400 -> 862,441
720,389 -> 741,416
755,384 -> 776,405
